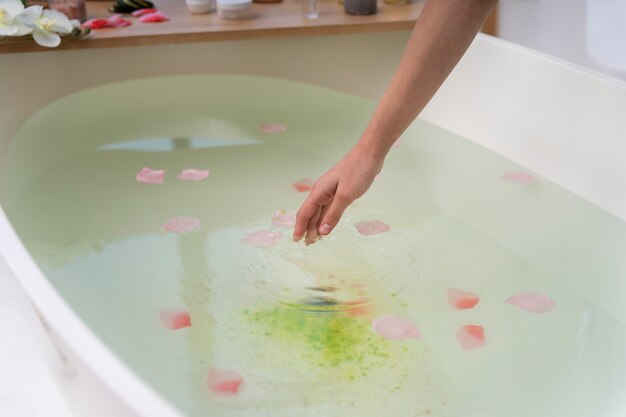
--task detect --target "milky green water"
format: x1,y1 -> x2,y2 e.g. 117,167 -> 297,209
3,75 -> 626,417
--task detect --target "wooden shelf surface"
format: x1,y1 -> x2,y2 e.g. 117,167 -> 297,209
1,0 -> 422,53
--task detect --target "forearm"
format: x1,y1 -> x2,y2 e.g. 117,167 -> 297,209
356,0 -> 497,159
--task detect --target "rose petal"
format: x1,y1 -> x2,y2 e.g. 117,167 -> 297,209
131,7 -> 157,16
207,367 -> 243,395
457,325 -> 485,350
159,308 -> 191,330
138,10 -> 170,23
178,168 -> 210,181
82,19 -> 109,29
292,179 -> 314,192
447,288 -> 480,310
371,314 -> 420,340
242,230 -> 283,247
106,14 -> 132,27
162,216 -> 202,234
136,167 -> 164,184
502,171 -> 536,184
271,210 -> 296,228
259,123 -> 287,133
505,292 -> 556,314
355,220 -> 390,236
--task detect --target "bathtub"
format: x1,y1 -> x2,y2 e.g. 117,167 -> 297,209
1,32 -> 625,417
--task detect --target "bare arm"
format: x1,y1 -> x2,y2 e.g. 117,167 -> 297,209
293,0 -> 498,244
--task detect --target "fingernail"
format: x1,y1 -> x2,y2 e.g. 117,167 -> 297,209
319,224 -> 332,235
293,234 -> 302,242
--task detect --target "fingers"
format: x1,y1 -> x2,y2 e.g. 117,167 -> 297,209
317,192 -> 352,236
304,206 -> 322,245
293,181 -> 335,242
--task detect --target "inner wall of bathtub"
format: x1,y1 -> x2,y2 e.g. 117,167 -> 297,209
2,75 -> 626,417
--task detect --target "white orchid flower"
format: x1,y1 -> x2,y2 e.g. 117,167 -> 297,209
20,6 -> 73,47
0,0 -> 32,36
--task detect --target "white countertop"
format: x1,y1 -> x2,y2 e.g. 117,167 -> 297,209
0,260 -> 71,417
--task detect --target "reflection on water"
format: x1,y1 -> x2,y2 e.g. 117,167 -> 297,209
4,75 -> 626,417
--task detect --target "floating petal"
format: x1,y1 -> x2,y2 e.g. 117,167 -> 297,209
355,220 -> 390,236
136,167 -> 164,184
447,288 -> 480,310
271,210 -> 296,227
292,179 -> 314,192
502,171 -> 536,184
159,308 -> 191,330
259,123 -> 287,133
207,367 -> 243,395
457,325 -> 485,350
178,168 -> 210,181
505,292 -> 556,314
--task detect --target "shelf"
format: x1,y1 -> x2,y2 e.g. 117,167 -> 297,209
0,0 -> 422,53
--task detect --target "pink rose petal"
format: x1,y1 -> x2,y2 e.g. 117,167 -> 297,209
132,7 -> 157,16
136,167 -> 164,184
159,308 -> 191,330
207,367 -> 243,395
505,292 -> 556,314
457,325 -> 485,350
292,179 -> 314,192
259,123 -> 287,133
82,15 -> 132,29
502,171 -> 537,184
355,220 -> 390,236
242,230 -> 283,247
371,314 -> 420,340
178,169 -> 210,181
447,288 -> 480,310
138,10 -> 170,23
271,210 -> 296,227
162,216 -> 202,234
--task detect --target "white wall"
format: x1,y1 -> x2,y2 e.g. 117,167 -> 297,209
498,0 -> 626,81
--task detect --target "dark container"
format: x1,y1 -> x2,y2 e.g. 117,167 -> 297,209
344,0 -> 377,15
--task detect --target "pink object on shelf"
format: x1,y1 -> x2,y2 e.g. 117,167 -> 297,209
292,179 -> 314,192
259,123 -> 287,133
447,288 -> 480,310
82,14 -> 132,29
355,220 -> 390,236
159,308 -> 191,330
136,167 -> 164,184
161,216 -> 202,234
138,10 -> 170,23
131,7 -> 157,16
178,169 -> 210,181
371,314 -> 420,340
457,325 -> 485,350
207,367 -> 243,395
505,292 -> 556,314
502,171 -> 537,184
242,230 -> 283,247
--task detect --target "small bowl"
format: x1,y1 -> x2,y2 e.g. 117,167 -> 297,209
186,0 -> 215,14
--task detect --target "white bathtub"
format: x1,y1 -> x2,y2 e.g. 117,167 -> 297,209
1,32 -> 625,417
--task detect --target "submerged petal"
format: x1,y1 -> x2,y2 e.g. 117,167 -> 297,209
271,210 -> 296,228
242,230 -> 283,247
502,171 -> 536,184
371,314 -> 420,340
259,123 -> 287,133
292,179 -> 314,192
162,216 -> 202,234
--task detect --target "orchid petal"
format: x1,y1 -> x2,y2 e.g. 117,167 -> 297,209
32,30 -> 60,47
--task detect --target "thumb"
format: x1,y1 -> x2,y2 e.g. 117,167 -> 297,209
317,193 -> 352,236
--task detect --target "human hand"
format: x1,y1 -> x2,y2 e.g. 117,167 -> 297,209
293,148 -> 384,245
